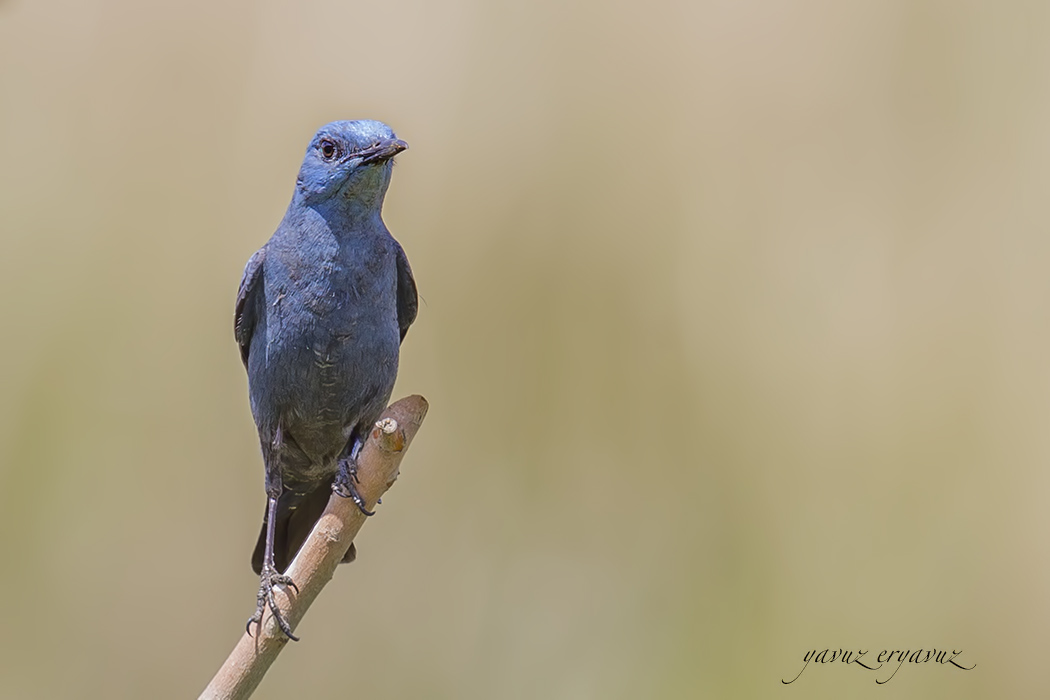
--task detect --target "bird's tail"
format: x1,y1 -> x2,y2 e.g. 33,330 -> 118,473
251,482 -> 357,574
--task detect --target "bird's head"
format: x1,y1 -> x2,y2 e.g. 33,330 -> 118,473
295,120 -> 407,209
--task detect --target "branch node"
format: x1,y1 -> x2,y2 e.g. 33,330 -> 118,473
373,417 -> 406,452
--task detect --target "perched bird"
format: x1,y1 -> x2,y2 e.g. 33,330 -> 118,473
234,120 -> 417,639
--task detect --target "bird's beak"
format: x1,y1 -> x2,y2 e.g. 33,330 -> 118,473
357,138 -> 409,164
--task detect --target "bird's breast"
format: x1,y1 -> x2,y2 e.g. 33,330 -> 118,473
248,245 -> 400,445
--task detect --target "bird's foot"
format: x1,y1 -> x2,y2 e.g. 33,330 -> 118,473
334,457 -> 374,516
247,565 -> 300,641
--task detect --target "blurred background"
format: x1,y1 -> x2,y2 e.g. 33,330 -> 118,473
0,1 -> 1047,698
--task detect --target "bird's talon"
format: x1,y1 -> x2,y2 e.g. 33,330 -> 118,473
332,479 -> 375,516
251,566 -> 300,641
335,455 -> 375,516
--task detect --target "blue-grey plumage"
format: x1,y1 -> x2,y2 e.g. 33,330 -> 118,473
235,120 -> 417,639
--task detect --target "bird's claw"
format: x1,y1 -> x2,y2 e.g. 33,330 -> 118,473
334,458 -> 374,516
247,567 -> 300,641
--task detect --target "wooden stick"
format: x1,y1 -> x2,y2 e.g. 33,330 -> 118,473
199,395 -> 429,700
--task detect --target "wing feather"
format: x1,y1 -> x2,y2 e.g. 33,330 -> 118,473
394,241 -> 418,343
235,248 -> 266,367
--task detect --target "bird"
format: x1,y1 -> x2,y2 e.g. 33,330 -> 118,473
234,120 -> 417,640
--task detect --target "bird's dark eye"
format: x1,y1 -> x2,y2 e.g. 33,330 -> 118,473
319,139 -> 338,160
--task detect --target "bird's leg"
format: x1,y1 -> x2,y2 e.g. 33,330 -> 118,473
247,485 -> 300,641
334,435 -> 374,516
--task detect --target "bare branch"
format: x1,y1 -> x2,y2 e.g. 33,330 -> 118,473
199,395 -> 429,700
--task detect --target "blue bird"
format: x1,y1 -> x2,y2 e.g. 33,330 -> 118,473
234,120 -> 417,639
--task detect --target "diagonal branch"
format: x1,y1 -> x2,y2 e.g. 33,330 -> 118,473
199,395 -> 429,700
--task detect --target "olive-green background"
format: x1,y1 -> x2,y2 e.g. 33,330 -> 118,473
0,1 -> 1045,698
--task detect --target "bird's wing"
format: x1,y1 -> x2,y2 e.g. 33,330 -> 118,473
394,240 -> 418,343
235,248 -> 266,367
394,239 -> 417,344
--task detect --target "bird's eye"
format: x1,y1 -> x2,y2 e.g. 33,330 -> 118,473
319,139 -> 338,160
